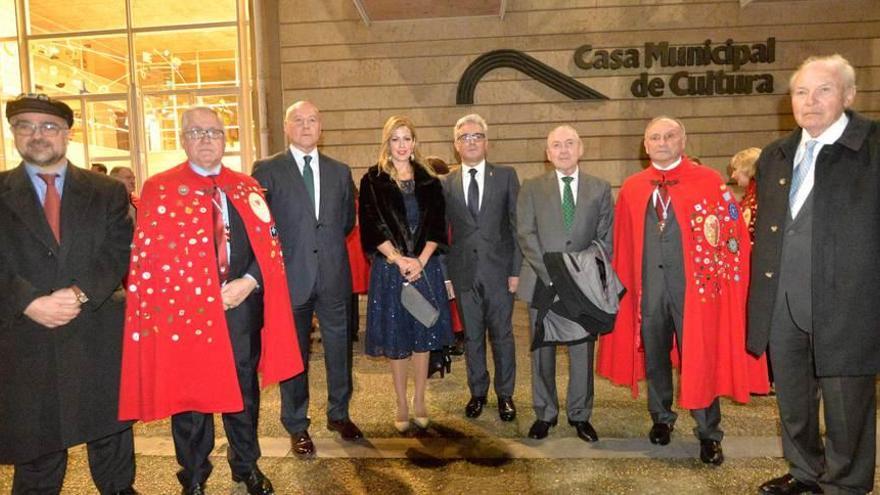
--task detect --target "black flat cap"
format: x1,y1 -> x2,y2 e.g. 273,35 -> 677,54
6,93 -> 74,128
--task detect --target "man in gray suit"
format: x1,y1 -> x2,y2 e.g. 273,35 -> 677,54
517,125 -> 613,442
442,114 -> 522,421
749,55 -> 880,495
252,101 -> 360,458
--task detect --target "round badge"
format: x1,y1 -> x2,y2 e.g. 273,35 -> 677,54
728,202 -> 739,221
178,184 -> 190,196
248,192 -> 272,223
727,237 -> 739,253
704,214 -> 720,247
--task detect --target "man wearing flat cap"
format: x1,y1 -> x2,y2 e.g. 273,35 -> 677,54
0,94 -> 137,494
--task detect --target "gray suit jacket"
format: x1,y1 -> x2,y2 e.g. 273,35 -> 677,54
516,168 -> 613,302
442,162 -> 522,292
252,150 -> 355,306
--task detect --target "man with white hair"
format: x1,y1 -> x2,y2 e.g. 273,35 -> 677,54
748,54 -> 880,495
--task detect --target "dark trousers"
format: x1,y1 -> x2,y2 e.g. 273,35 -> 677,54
280,290 -> 352,434
770,302 -> 876,494
528,309 -> 594,423
459,279 -> 516,399
12,428 -> 134,495
641,285 -> 722,441
171,302 -> 263,488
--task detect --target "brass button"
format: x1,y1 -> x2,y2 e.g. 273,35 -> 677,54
764,272 -> 774,278
779,178 -> 787,185
770,225 -> 778,232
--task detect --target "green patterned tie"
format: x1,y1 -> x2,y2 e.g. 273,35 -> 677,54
561,176 -> 575,233
302,155 -> 315,209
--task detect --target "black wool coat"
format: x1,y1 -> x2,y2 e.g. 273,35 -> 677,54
358,163 -> 447,257
0,164 -> 133,463
747,110 -> 880,376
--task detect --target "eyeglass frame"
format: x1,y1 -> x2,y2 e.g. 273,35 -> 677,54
455,132 -> 486,143
182,128 -> 225,141
9,120 -> 70,137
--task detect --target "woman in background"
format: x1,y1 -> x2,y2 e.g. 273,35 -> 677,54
729,147 -> 761,243
359,116 -> 453,433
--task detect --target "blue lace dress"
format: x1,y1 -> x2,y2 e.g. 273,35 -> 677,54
364,179 -> 453,359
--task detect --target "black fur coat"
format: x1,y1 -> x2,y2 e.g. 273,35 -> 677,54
358,163 -> 447,257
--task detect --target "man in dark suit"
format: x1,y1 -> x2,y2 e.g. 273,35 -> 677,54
749,55 -> 880,495
0,94 -> 137,493
252,100 -> 360,457
516,125 -> 613,442
442,114 -> 522,421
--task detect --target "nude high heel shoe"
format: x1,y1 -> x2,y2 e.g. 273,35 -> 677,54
412,398 -> 429,429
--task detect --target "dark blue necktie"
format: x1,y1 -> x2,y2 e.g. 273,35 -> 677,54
467,168 -> 480,220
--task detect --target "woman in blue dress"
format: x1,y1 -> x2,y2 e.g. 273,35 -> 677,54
358,115 -> 453,433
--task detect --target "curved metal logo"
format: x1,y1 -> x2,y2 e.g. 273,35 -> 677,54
457,49 -> 608,105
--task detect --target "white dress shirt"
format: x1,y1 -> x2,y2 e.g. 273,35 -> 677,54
290,145 -> 320,219
790,113 -> 849,217
461,160 -> 486,210
651,156 -> 681,207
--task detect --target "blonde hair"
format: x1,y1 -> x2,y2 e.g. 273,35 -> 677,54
729,147 -> 762,180
377,115 -> 435,180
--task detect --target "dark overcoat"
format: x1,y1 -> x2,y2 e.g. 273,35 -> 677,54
358,163 -> 447,257
747,110 -> 880,376
0,163 -> 133,463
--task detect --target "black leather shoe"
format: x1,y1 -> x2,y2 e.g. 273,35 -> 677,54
758,474 -> 823,494
527,419 -> 557,439
498,396 -> 516,422
699,439 -> 724,465
112,488 -> 138,495
465,396 -> 486,418
648,422 -> 673,445
569,420 -> 599,442
181,484 -> 206,495
233,467 -> 275,495
327,419 -> 364,441
291,430 -> 315,458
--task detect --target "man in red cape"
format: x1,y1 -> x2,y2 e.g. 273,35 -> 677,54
119,107 -> 302,494
597,116 -> 768,466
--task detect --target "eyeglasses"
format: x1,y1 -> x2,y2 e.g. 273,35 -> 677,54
456,132 -> 486,143
10,121 -> 68,137
183,128 -> 225,141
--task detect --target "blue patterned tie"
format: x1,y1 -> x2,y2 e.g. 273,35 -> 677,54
789,140 -> 817,212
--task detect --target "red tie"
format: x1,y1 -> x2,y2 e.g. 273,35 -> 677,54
211,180 -> 230,282
38,173 -> 61,242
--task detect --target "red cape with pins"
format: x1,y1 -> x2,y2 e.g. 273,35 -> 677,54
596,157 -> 769,409
119,163 -> 303,421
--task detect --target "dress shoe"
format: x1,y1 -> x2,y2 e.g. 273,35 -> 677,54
569,420 -> 599,442
327,418 -> 364,441
758,474 -> 823,494
291,430 -> 315,458
449,333 -> 465,356
699,439 -> 724,465
181,484 -> 206,495
112,488 -> 139,495
498,396 -> 516,422
465,396 -> 486,418
527,419 -> 557,440
233,467 -> 275,495
648,422 -> 673,445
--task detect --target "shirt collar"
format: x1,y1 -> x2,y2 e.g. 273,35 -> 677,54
289,145 -> 318,165
800,112 -> 849,147
461,159 -> 486,175
188,161 -> 222,177
555,166 -> 579,181
651,156 -> 682,171
25,160 -> 69,179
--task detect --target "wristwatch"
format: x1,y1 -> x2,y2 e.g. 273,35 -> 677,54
71,285 -> 89,304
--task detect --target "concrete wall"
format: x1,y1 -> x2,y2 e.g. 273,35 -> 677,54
273,0 -> 879,189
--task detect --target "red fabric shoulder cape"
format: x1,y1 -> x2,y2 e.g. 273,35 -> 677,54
119,163 -> 303,421
596,157 -> 769,409
347,198 -> 371,294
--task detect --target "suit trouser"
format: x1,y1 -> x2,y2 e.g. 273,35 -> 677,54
171,302 -> 263,488
12,428 -> 135,495
280,288 -> 352,434
528,308 -> 594,423
459,279 -> 516,399
641,283 -> 722,441
769,301 -> 876,494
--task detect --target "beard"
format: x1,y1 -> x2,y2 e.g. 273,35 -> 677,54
20,139 -> 66,167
